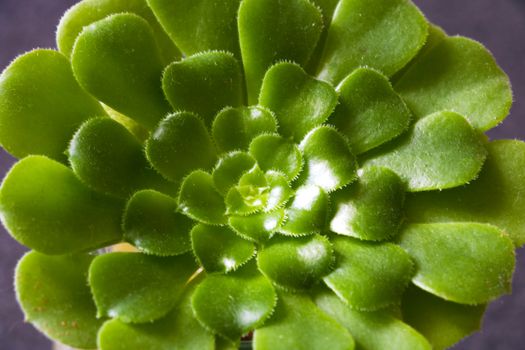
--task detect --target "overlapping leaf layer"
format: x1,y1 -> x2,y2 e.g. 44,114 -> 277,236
0,0 -> 520,349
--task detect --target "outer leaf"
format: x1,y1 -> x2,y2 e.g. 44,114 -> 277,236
238,0 -> 323,103
254,291 -> 355,350
146,112 -> 216,183
299,126 -> 357,192
0,156 -> 122,254
315,288 -> 431,350
398,223 -> 515,304
363,111 -> 487,192
191,224 -> 255,273
69,118 -> 173,198
317,0 -> 428,84
281,186 -> 329,236
162,51 -> 244,126
71,13 -> 170,130
257,235 -> 333,290
395,36 -> 512,131
89,252 -> 197,323
259,63 -> 338,141
123,190 -> 192,256
330,167 -> 405,241
323,237 -> 414,310
229,209 -> 285,243
330,68 -> 412,154
212,151 -> 257,195
15,252 -> 103,349
0,49 -> 105,161
56,0 -> 180,63
192,262 -> 276,341
405,140 -> 525,247
401,284 -> 486,350
249,134 -> 303,180
212,106 -> 277,154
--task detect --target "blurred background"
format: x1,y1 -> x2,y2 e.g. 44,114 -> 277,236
0,0 -> 524,349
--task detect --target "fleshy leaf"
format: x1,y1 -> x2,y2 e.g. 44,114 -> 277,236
162,51 -> 244,126
264,171 -> 294,212
330,167 -> 405,241
16,252 -> 103,349
280,186 -> 329,236
238,0 -> 323,103
299,126 -> 357,192
398,223 -> 515,304
257,234 -> 333,290
259,62 -> 338,141
71,13 -> 170,130
146,112 -> 216,183
123,190 -> 192,256
0,156 -> 122,254
212,106 -> 277,153
178,170 -> 227,225
147,0 -> 242,57
89,252 -> 197,323
254,291 -> 355,350
395,36 -> 512,131
363,111 -> 487,192
306,0 -> 341,72
212,152 -> 257,195
323,237 -> 414,310
0,49 -> 105,161
330,68 -> 412,154
57,0 -> 180,63
401,284 -> 486,350
192,262 -> 276,341
317,0 -> 428,84
249,134 -> 303,180
191,224 -> 255,273
69,118 -> 173,198
226,167 -> 269,216
229,209 -> 285,243
405,140 -> 525,247
315,288 -> 432,350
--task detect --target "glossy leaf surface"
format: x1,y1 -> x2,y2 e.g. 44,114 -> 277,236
212,152 -> 257,195
229,209 -> 285,243
249,134 -> 303,180
281,186 -> 329,236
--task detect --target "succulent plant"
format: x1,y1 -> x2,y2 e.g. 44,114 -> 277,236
0,0 -> 523,349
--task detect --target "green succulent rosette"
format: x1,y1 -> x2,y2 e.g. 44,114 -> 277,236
0,0 -> 522,349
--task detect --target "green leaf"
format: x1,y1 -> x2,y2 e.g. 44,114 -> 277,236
249,134 -> 303,180
123,190 -> 192,256
146,112 -> 217,183
298,126 -> 357,192
56,0 -> 180,64
254,291 -> 355,350
192,262 -> 276,341
89,252 -> 197,323
229,209 -> 285,243
212,106 -> 277,154
257,234 -> 333,290
395,36 -> 512,131
323,237 -> 414,310
330,167 -> 406,241
405,140 -> 525,247
317,0 -> 428,84
212,152 -> 257,195
15,252 -> 104,349
71,13 -> 170,130
178,170 -> 227,225
162,51 -> 244,127
363,111 -> 487,192
264,171 -> 294,212
0,49 -> 105,161
259,63 -> 337,142
238,0 -> 323,103
281,186 -> 329,236
191,224 -> 255,273
398,223 -> 515,304
0,156 -> 122,254
330,68 -> 412,154
225,166 -> 269,216
401,284 -> 486,350
315,288 -> 431,350
69,118 -> 173,198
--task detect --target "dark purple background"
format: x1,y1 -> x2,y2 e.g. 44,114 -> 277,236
0,1 -> 524,349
